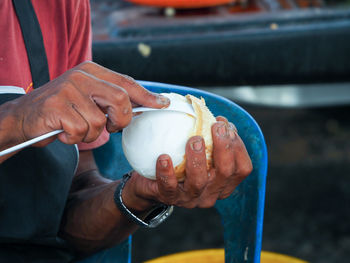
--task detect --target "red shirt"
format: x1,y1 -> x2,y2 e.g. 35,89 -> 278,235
0,0 -> 109,150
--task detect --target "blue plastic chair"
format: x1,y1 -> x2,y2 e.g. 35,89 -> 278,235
79,81 -> 267,263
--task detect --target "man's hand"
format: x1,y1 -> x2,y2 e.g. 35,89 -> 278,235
122,116 -> 253,211
59,117 -> 251,255
2,61 -> 169,148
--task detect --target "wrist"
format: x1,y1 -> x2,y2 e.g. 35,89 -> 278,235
121,172 -> 156,214
114,172 -> 173,228
0,101 -> 25,151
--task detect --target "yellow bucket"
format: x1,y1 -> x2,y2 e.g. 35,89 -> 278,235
144,249 -> 308,263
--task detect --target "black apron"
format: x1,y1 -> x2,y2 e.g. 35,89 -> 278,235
0,1 -> 78,262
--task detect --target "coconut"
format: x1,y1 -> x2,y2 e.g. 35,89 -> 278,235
122,93 -> 216,181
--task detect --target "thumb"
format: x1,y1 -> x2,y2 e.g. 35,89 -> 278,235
130,89 -> 170,109
75,61 -> 170,109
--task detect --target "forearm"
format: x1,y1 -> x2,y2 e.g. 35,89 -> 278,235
60,175 -> 140,255
60,152 -> 155,256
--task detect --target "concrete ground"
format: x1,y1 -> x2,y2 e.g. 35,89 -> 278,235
132,104 -> 350,263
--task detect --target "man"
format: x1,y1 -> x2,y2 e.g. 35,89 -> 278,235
0,0 -> 252,262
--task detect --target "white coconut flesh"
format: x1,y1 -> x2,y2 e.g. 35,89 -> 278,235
122,93 -> 216,181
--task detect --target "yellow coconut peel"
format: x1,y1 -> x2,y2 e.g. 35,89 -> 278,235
174,95 -> 216,181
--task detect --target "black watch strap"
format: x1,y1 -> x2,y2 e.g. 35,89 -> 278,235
114,172 -> 174,228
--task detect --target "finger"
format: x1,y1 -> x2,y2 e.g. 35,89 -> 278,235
197,168 -> 219,208
218,133 -> 252,199
211,121 -> 235,178
65,85 -> 107,142
216,116 -> 228,123
218,181 -> 237,200
233,135 -> 252,176
207,168 -> 217,184
77,61 -> 170,109
57,104 -> 89,144
199,123 -> 250,204
228,121 -> 238,134
216,116 -> 238,134
229,135 -> 253,187
184,136 -> 209,199
93,90 -> 131,133
155,154 -> 178,205
68,70 -> 132,133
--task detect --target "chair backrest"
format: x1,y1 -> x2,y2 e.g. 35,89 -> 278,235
82,81 -> 267,263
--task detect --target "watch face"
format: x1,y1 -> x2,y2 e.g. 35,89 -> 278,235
145,205 -> 167,221
147,205 -> 174,228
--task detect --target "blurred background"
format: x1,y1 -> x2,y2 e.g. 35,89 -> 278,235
90,1 -> 350,262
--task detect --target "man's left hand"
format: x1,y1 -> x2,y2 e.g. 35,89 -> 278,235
123,116 -> 253,210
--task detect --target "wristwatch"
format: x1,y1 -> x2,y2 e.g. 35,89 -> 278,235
114,172 -> 174,228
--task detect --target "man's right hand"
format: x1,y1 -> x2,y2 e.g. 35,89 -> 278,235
2,61 -> 169,148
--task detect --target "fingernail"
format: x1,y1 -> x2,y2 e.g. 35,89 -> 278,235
159,159 -> 168,168
191,139 -> 203,152
217,123 -> 228,137
228,123 -> 236,139
157,95 -> 170,107
229,123 -> 237,132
